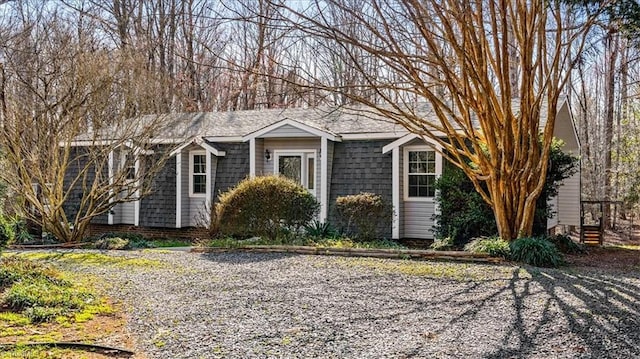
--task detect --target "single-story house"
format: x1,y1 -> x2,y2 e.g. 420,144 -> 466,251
69,101 -> 581,240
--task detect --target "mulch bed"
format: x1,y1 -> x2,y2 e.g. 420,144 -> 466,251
567,228 -> 640,272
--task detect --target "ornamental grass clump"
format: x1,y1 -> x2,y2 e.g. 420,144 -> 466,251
213,175 -> 319,241
464,236 -> 511,258
335,192 -> 392,241
510,237 -> 564,268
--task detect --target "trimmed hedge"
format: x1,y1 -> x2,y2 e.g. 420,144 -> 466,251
335,192 -> 392,241
213,176 -> 319,241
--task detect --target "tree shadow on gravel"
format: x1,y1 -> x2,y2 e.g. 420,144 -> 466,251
482,267 -> 640,359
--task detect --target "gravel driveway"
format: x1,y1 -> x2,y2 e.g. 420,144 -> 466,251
33,250 -> 640,358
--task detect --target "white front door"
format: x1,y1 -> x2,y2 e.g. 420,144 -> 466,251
274,151 -> 316,195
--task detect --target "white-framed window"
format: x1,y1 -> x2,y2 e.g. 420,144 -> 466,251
120,150 -> 136,181
189,151 -> 207,197
274,150 -> 316,193
404,146 -> 439,200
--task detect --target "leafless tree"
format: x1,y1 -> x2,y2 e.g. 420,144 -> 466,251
0,4 -> 173,242
267,0 -> 600,240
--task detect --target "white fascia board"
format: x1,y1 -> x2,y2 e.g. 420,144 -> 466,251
170,138 -> 197,156
340,132 -> 407,140
64,139 -> 155,156
204,136 -> 243,142
242,118 -> 341,142
64,139 -> 115,147
123,140 -> 155,155
382,134 -> 421,154
200,142 -> 226,157
382,133 -> 446,154
149,138 -> 183,144
170,137 -> 226,157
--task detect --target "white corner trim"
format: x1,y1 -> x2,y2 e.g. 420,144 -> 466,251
242,118 -> 341,142
206,151 -> 212,202
108,151 -> 114,225
320,137 -> 328,222
134,156 -> 140,227
176,153 -> 182,228
391,147 -> 400,239
249,138 -> 256,178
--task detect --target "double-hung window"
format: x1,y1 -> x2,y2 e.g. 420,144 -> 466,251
121,151 -> 136,181
406,149 -> 437,198
190,151 -> 207,197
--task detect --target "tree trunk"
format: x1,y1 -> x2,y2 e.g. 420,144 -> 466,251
603,30 -> 618,228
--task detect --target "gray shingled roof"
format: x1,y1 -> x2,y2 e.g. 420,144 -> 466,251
81,99 -> 556,141
142,105 -> 426,140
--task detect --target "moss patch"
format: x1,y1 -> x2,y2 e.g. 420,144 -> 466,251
9,251 -> 163,268
0,257 -> 132,358
336,257 -> 528,281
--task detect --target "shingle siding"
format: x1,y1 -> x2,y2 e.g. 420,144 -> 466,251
140,152 -> 177,228
212,142 -> 250,198
328,140 -> 393,238
63,147 -> 108,224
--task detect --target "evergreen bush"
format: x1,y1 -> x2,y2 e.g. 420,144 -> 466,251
510,237 -> 564,267
434,139 -> 577,245
335,192 -> 392,241
214,176 -> 319,241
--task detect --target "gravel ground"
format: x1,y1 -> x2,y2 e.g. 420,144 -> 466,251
33,250 -> 640,359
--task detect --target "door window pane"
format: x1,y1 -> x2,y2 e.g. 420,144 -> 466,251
279,156 -> 302,184
307,157 -> 315,190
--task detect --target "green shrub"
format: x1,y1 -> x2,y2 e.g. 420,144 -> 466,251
93,237 -> 131,250
510,237 -> 564,267
430,236 -> 455,251
335,192 -> 392,241
433,164 -> 497,246
464,236 -> 511,258
434,140 -> 578,245
547,233 -> 587,254
214,176 -> 319,241
304,220 -> 337,238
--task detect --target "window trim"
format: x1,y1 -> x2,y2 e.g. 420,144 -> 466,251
189,150 -> 207,197
273,150 -> 317,196
403,145 -> 441,202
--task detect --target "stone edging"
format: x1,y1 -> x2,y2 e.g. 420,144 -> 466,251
191,245 -> 503,263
